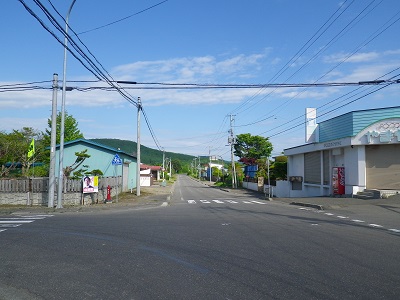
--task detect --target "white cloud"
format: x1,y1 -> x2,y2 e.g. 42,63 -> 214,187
324,51 -> 380,63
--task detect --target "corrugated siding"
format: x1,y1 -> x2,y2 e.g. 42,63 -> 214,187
352,107 -> 400,134
319,106 -> 400,142
304,151 -> 321,184
319,112 -> 353,142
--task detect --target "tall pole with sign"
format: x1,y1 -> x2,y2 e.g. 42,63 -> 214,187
136,97 -> 141,196
112,154 -> 123,202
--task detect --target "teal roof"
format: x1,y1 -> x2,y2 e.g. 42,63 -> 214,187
318,106 -> 400,142
56,138 -> 136,159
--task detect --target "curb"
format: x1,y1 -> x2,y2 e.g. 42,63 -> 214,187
290,202 -> 324,210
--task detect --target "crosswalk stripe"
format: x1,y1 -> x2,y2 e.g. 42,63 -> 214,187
0,224 -> 22,228
200,200 -> 211,203
212,200 -> 224,203
0,215 -> 53,234
0,220 -> 34,223
251,201 -> 266,205
185,199 -> 267,205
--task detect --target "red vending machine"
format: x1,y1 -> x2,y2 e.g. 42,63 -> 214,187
332,167 -> 345,195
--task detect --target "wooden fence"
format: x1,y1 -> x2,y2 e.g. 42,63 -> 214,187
0,177 -> 122,193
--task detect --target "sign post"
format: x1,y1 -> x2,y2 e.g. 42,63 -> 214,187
112,154 -> 123,202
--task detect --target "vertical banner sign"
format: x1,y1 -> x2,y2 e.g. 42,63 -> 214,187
305,108 -> 317,143
83,176 -> 98,193
332,167 -> 345,195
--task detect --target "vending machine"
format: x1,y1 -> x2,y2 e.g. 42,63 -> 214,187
332,167 -> 345,195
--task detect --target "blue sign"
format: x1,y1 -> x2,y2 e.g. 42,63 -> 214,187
112,154 -> 123,165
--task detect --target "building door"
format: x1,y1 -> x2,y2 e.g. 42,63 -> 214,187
366,144 -> 400,189
122,163 -> 129,192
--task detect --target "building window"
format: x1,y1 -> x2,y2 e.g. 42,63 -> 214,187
304,151 -> 321,184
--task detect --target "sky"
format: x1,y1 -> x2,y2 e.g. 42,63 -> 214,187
1,0 -> 400,161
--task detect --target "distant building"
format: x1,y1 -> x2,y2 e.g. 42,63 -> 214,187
54,139 -> 137,192
140,164 -> 162,186
281,106 -> 400,198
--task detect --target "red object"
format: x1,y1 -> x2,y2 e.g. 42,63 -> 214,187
106,185 -> 112,202
332,167 -> 345,195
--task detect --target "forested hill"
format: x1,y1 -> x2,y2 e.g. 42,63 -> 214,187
90,138 -> 195,166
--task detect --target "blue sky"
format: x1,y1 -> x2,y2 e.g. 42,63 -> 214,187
1,0 -> 400,161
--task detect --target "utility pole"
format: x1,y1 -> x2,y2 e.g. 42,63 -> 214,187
136,97 -> 141,196
209,147 -> 212,183
162,148 -> 165,180
198,156 -> 201,179
48,73 -> 58,208
57,0 -> 77,209
169,159 -> 172,179
228,114 -> 237,188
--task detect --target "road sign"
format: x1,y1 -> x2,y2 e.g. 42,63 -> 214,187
112,154 -> 123,165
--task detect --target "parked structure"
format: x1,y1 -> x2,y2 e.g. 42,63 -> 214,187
280,106 -> 400,198
55,139 -> 137,192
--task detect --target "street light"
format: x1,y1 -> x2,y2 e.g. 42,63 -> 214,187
57,0 -> 77,209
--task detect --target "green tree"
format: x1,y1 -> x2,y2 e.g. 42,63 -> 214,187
234,133 -> 273,165
0,128 -> 43,177
43,111 -> 84,150
271,155 -> 287,180
64,149 -> 91,179
172,159 -> 182,173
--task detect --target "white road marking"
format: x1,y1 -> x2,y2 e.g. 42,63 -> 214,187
337,216 -> 348,219
369,224 -> 383,228
242,201 -> 253,204
200,200 -> 211,203
388,229 -> 400,233
0,220 -> 34,223
251,201 -> 266,205
0,224 -> 22,228
0,215 -> 54,234
212,200 -> 224,203
188,200 -> 196,204
324,213 -> 334,216
225,200 -> 238,204
351,219 -> 365,223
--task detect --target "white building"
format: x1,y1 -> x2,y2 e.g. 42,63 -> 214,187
281,106 -> 400,198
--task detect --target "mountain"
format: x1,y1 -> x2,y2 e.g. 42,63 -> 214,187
90,138 -> 196,166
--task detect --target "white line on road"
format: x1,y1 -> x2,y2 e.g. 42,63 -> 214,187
251,201 -> 266,205
242,201 -> 253,204
369,224 -> 383,228
351,219 -> 365,223
200,200 -> 211,203
212,200 -> 224,203
225,200 -> 238,204
337,216 -> 349,219
0,229 -> 7,233
324,213 -> 334,216
0,220 -> 34,223
0,224 -> 22,228
188,200 -> 196,204
388,229 -> 400,233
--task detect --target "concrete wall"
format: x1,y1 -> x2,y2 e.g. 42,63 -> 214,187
0,182 -> 121,206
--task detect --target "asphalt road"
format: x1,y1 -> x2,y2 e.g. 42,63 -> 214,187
1,175 -> 399,299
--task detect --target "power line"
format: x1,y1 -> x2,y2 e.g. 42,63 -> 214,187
77,0 -> 169,35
